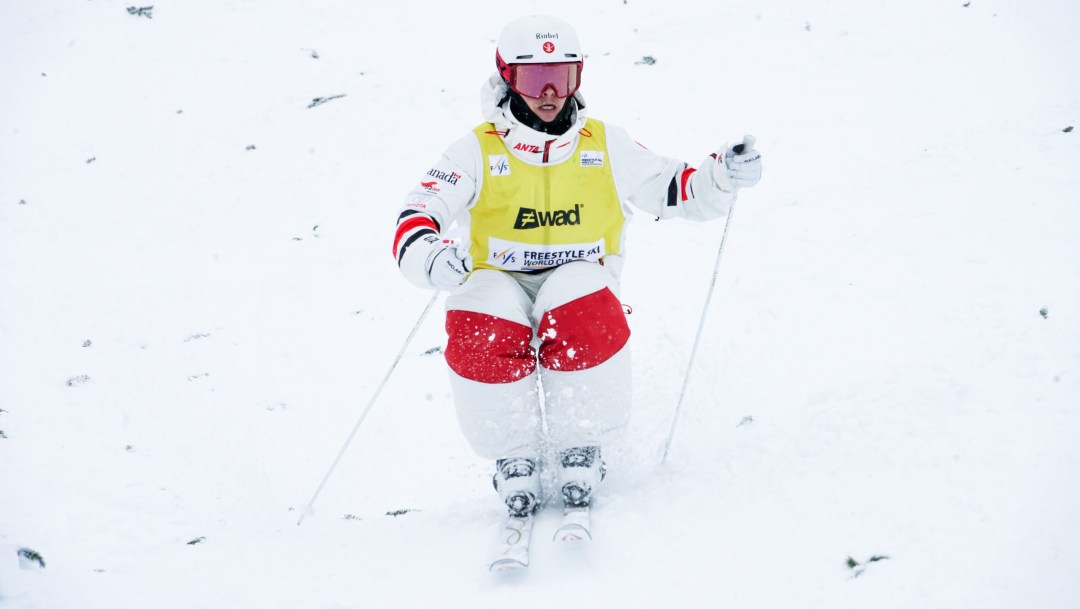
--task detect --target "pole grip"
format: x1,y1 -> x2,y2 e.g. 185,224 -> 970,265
732,134 -> 757,155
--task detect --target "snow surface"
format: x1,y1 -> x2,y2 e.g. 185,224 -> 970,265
2,0 -> 1079,607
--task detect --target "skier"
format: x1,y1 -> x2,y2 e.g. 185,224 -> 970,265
392,15 -> 761,551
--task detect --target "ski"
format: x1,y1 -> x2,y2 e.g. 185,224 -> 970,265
552,505 -> 592,542
488,514 -> 535,571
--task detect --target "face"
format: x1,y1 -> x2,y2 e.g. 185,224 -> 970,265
502,61 -> 581,123
521,86 -> 568,123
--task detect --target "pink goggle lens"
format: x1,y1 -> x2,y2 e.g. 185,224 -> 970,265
510,62 -> 582,99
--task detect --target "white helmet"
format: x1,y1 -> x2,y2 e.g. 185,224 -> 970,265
496,16 -> 584,98
497,15 -> 582,66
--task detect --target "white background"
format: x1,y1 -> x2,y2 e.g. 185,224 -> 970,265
2,1 -> 1078,607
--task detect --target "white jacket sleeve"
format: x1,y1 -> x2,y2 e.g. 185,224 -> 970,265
393,133 -> 483,289
606,124 -> 736,221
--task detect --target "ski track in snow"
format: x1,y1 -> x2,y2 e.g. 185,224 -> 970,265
1,1 -> 1078,608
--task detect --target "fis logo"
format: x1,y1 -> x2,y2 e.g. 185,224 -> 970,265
493,246 -> 517,266
489,155 -> 510,176
514,204 -> 582,229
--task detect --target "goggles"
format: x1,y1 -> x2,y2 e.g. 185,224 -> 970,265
504,61 -> 582,99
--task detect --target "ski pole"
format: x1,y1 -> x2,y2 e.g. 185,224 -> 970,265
297,289 -> 441,525
660,135 -> 755,465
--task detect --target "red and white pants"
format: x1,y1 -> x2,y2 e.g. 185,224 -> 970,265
443,261 -> 632,460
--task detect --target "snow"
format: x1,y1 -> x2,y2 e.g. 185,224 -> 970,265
1,0 -> 1078,607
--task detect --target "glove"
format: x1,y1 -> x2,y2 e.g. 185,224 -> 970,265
424,235 -> 471,290
720,135 -> 762,189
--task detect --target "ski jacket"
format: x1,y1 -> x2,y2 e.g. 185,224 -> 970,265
394,73 -> 739,289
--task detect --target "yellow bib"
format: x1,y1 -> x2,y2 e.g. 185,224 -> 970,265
469,119 -> 625,272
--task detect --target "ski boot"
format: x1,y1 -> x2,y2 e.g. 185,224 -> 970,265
553,446 -> 605,542
492,456 -> 541,517
489,456 -> 541,571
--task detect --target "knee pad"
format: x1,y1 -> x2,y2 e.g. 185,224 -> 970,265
445,311 -> 536,383
537,288 -> 629,371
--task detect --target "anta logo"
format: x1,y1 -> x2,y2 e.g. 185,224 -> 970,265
514,204 -> 582,229
513,142 -> 542,153
426,168 -> 461,185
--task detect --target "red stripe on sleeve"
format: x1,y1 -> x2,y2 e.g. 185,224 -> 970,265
679,167 -> 697,202
392,215 -> 438,257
